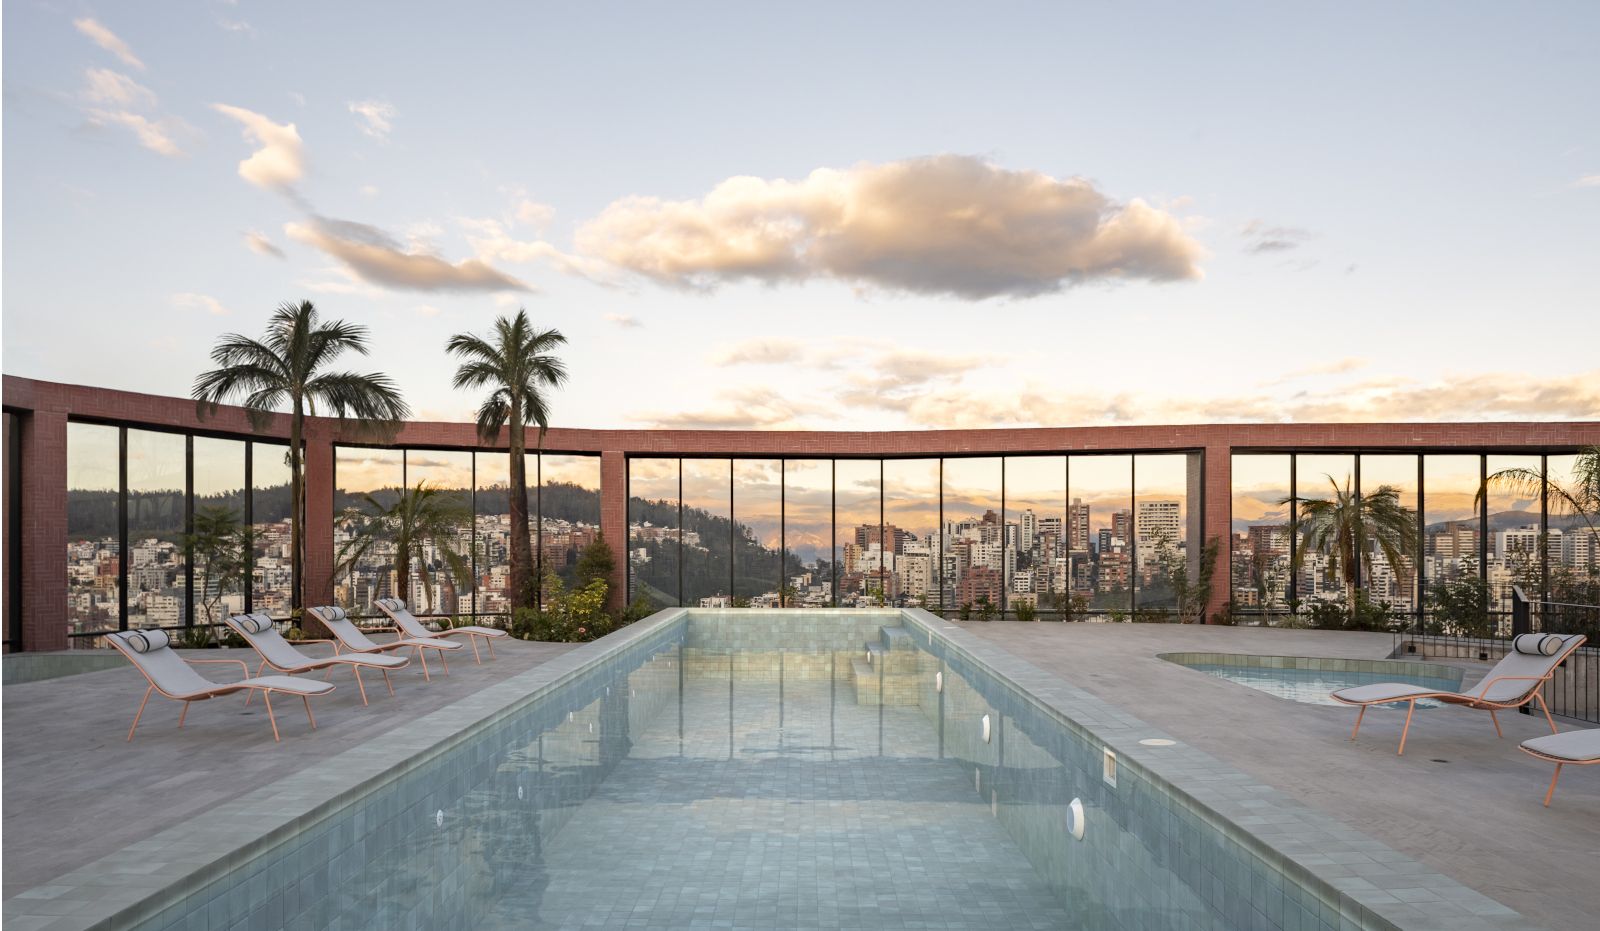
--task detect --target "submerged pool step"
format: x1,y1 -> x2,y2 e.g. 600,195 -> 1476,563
879,625 -> 914,651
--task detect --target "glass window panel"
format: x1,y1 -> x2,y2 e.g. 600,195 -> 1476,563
1134,454 -> 1191,613
681,459 -> 731,607
1230,454 -> 1292,615
1422,455 -> 1482,620
1294,454 -> 1357,609
191,437 -> 246,626
1069,455 -> 1132,614
3,412 -> 16,649
1004,456 -> 1065,618
1547,454 -> 1599,596
1485,455 -> 1542,613
1357,454 -> 1419,614
628,458 -> 680,609
334,447 -> 404,615
472,451 -> 513,617
66,422 -> 121,641
834,460 -> 881,608
782,460 -> 833,607
250,443 -> 293,618
126,429 -> 187,630
541,454 -> 601,595
883,459 -> 941,610
404,450 -> 475,616
942,457 -> 1002,618
732,460 -> 782,606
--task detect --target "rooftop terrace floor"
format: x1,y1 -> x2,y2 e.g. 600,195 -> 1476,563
1,637 -> 577,900
964,623 -> 1599,931
4,624 -> 1596,929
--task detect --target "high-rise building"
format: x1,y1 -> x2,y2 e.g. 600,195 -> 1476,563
1135,500 -> 1181,561
1068,500 -> 1091,552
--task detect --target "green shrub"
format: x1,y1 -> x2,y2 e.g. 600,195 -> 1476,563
1013,601 -> 1037,623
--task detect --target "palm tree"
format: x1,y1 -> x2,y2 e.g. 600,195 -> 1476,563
194,301 -> 410,610
1281,475 -> 1419,609
336,481 -> 471,614
446,309 -> 567,609
1482,445 -> 1600,535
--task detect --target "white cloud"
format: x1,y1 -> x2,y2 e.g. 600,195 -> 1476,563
458,216 -> 612,281
707,338 -> 806,366
515,199 -> 556,229
74,18 -> 144,70
575,155 -> 1204,299
244,231 -> 285,259
172,292 -> 231,316
81,68 -> 155,108
1241,219 -> 1316,254
603,313 -> 641,329
360,184 -> 381,197
1575,175 -> 1600,188
630,387 -> 820,430
348,100 -> 396,141
415,305 -> 442,318
211,104 -> 305,190
84,110 -> 187,157
285,215 -> 529,293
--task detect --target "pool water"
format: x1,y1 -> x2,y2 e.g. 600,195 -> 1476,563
121,614 -> 1453,930
1173,658 -> 1464,708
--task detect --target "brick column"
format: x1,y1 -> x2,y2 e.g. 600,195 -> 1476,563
599,450 -> 627,613
1204,443 -> 1232,623
301,425 -> 336,613
22,411 -> 69,651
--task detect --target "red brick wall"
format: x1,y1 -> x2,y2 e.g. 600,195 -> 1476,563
7,373 -> 1599,649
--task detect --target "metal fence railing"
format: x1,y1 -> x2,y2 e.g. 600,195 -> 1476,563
1393,586 -> 1599,725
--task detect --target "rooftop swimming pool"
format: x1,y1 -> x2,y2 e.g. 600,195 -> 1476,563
1160,653 -> 1466,708
22,612 -> 1533,931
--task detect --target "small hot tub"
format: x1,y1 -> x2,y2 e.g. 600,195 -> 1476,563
1159,652 -> 1465,707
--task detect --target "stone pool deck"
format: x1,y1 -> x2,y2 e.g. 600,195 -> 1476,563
4,623 -> 1595,929
964,623 -> 1599,931
1,637 -> 576,900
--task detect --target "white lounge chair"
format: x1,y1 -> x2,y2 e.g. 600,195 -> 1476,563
106,628 -> 334,742
307,605 -> 463,681
374,598 -> 507,664
225,613 -> 408,706
1521,728 -> 1600,807
1332,633 -> 1586,754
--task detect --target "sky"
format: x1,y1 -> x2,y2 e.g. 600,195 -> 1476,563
4,1 -> 1599,431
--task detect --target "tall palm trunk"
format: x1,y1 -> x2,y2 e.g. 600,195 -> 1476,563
507,401 -> 534,608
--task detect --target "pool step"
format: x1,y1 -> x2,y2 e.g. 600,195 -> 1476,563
879,626 -> 914,651
853,631 -> 922,707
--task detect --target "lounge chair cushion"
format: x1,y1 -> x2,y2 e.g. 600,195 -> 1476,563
1512,633 -> 1564,656
232,614 -> 274,634
308,606 -> 346,623
1333,682 -> 1451,704
1521,729 -> 1600,763
122,628 -> 170,653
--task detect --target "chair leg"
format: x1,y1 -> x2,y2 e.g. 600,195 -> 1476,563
1544,763 -> 1564,807
1350,705 -> 1367,741
382,669 -> 396,697
487,637 -> 496,660
352,666 -> 369,706
1535,691 -> 1558,734
263,691 -> 281,742
417,646 -> 431,682
440,650 -> 450,675
1490,709 -> 1503,738
1398,700 -> 1417,755
178,701 -> 190,728
302,694 -> 318,729
468,636 -> 482,664
127,685 -> 154,741
324,665 -> 336,681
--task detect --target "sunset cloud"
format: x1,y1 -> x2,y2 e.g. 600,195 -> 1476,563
707,338 -> 806,366
285,215 -> 529,293
77,68 -> 191,157
171,292 -> 231,316
1242,219 -> 1315,254
631,387 -> 820,430
243,230 -> 285,259
83,109 -> 187,157
603,313 -> 642,329
576,155 -> 1204,299
212,104 -> 305,190
74,18 -> 143,70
